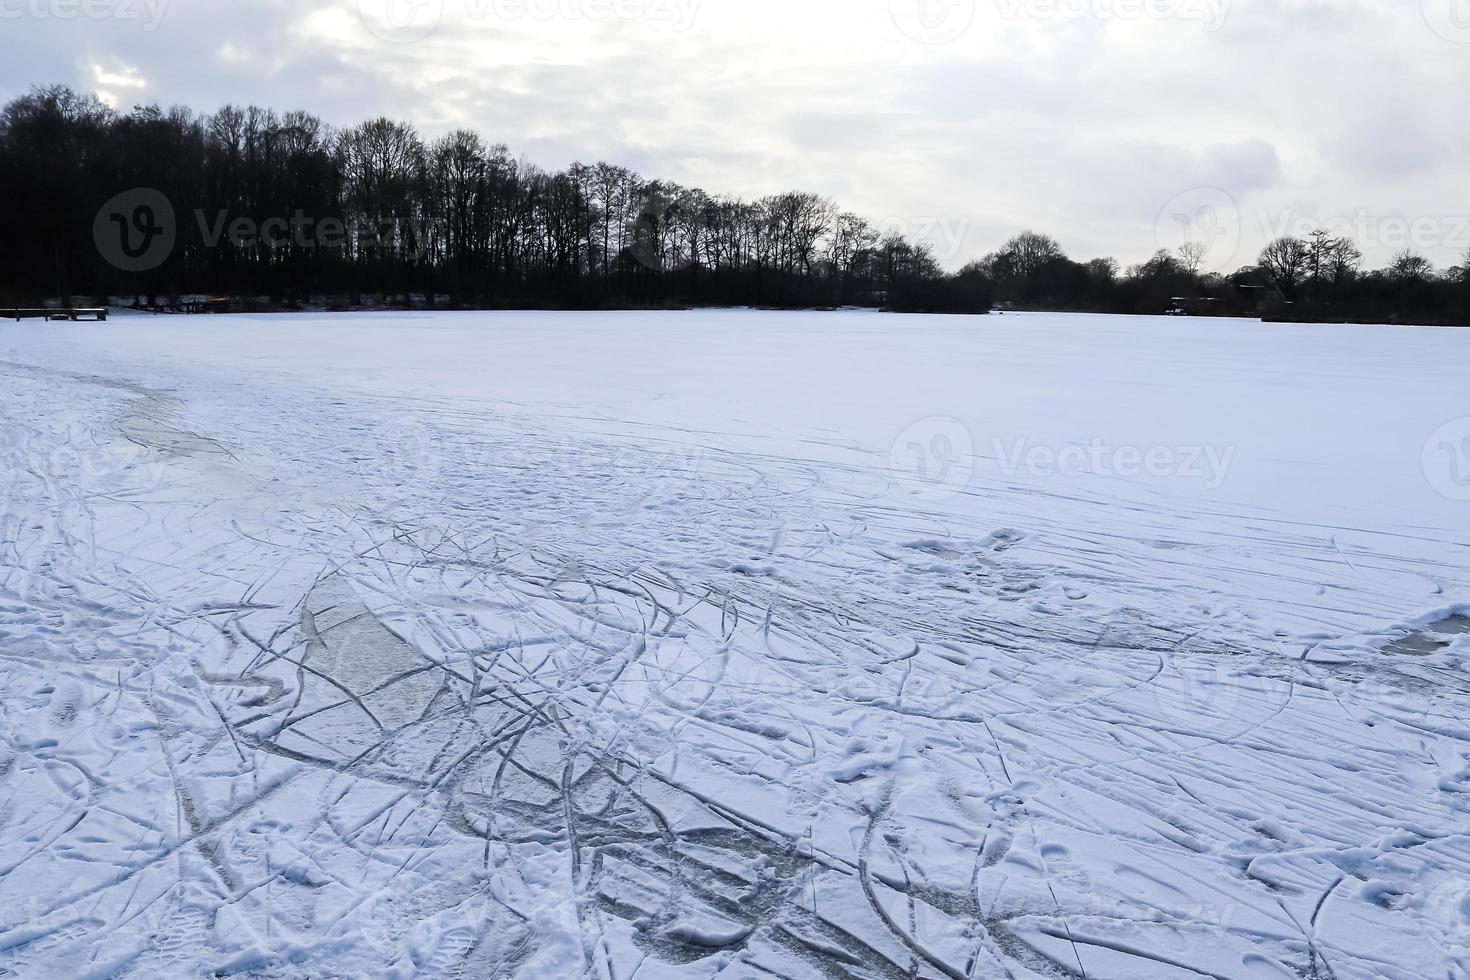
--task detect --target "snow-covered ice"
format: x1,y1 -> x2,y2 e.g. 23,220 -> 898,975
1,308 -> 1468,979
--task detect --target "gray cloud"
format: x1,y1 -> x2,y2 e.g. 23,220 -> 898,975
1,0 -> 1466,269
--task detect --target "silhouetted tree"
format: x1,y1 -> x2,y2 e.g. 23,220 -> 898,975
1258,237 -> 1309,298
3,83 -> 1465,324
1177,241 -> 1207,277
1388,248 -> 1433,285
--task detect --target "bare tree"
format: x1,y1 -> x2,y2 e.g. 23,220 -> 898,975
428,130 -> 488,299
1258,237 -> 1309,296
337,117 -> 427,288
1177,241 -> 1208,277
1388,248 -> 1433,284
1325,238 -> 1362,291
1084,257 -> 1118,286
33,82 -> 1470,321
1303,228 -> 1342,294
998,230 -> 1064,280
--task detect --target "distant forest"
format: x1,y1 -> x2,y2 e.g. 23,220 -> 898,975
3,84 -> 1468,324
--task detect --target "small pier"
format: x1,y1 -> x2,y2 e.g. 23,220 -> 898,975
4,308 -> 109,322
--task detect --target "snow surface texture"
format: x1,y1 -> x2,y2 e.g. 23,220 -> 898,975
1,309 -> 1468,979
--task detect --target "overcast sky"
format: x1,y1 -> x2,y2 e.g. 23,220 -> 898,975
3,0 -> 1469,271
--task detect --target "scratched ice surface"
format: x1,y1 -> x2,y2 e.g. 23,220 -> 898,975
1,310 -> 1468,978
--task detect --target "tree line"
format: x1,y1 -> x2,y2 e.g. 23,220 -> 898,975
972,229 -> 1469,325
0,85 -> 989,313
2,84 -> 1466,324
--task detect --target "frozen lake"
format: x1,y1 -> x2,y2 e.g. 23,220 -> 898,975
2,309 -> 1468,978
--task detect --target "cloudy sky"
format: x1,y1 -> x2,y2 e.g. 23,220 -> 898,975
4,0 -> 1469,271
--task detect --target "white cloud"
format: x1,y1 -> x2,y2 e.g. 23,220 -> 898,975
2,0 -> 1467,268
88,59 -> 146,108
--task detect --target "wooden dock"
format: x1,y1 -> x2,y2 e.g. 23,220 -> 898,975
4,308 -> 109,322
